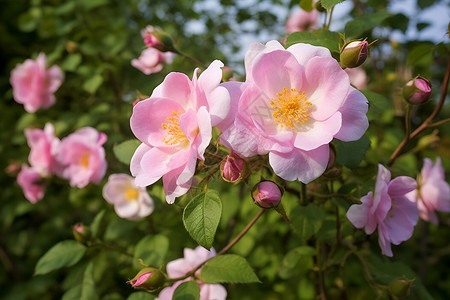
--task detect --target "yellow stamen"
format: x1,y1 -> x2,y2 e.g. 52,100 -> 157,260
80,152 -> 90,168
161,110 -> 189,147
270,88 -> 312,128
125,187 -> 139,200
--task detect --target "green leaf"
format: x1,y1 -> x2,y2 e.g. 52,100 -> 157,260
407,43 -> 434,67
133,234 -> 169,269
321,0 -> 346,10
334,134 -> 370,168
35,240 -> 86,275
82,74 -> 103,94
279,246 -> 315,279
61,54 -> 82,72
285,30 -> 341,54
113,139 -> 141,165
290,204 -> 325,242
200,254 -> 260,283
90,209 -> 106,238
344,12 -> 391,38
299,0 -> 314,12
183,190 -> 222,249
172,281 -> 200,300
62,285 -> 82,300
80,263 -> 96,300
362,90 -> 391,122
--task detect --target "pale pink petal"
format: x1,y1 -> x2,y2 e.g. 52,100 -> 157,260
207,86 -> 231,126
195,107 -> 212,160
200,284 -> 227,300
334,88 -> 369,142
293,112 -> 342,151
150,72 -> 193,108
244,41 -> 284,82
287,43 -> 331,66
17,165 -> 45,203
115,201 -> 140,220
377,222 -> 393,257
304,56 -> 350,121
268,145 -> 329,183
215,81 -> 245,132
388,176 -> 417,197
385,197 -> 418,244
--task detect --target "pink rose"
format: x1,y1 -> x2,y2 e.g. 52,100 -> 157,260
156,246 -> 227,300
10,53 -> 64,113
102,174 -> 154,220
24,123 -> 61,176
220,41 -> 369,183
285,9 -> 319,33
130,60 -> 230,203
141,25 -> 163,48
17,165 -> 46,204
131,48 -> 175,75
346,164 -> 419,257
58,127 -> 107,188
405,157 -> 450,225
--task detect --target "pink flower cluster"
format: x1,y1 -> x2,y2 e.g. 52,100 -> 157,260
130,40 -> 369,202
347,158 -> 450,256
10,53 -> 64,113
156,246 -> 227,300
131,25 -> 175,75
17,123 -> 107,203
285,8 -> 319,33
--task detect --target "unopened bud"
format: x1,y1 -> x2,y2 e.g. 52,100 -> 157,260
129,267 -> 166,291
220,152 -> 248,183
340,40 -> 369,68
252,181 -> 282,208
73,223 -> 92,244
388,276 -> 414,298
141,26 -> 176,52
402,76 -> 431,105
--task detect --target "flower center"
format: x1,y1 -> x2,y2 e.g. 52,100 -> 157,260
125,187 -> 139,200
80,152 -> 90,168
270,88 -> 312,128
161,110 -> 189,147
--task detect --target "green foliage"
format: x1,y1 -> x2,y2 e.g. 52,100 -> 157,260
290,204 -> 325,242
299,0 -> 314,12
133,235 -> 169,269
321,0 -> 347,10
113,140 -> 141,165
344,12 -> 391,38
183,190 -> 222,249
34,240 -> 86,275
335,135 -> 371,168
200,254 -> 260,283
286,30 -> 341,54
172,281 -> 200,300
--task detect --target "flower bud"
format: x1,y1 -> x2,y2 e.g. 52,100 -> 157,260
340,40 -> 369,68
73,223 -> 92,244
388,276 -> 414,298
141,26 -> 176,53
252,181 -> 282,208
220,152 -> 248,183
129,267 -> 166,292
402,76 -> 431,105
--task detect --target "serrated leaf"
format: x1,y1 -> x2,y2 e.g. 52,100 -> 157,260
299,0 -> 314,11
35,240 -> 86,275
285,30 -> 341,53
335,135 -> 370,168
133,234 -> 169,269
183,190 -> 222,249
113,139 -> 141,165
200,254 -> 260,284
321,0 -> 346,9
80,263 -> 96,300
344,12 -> 391,38
173,281 -> 200,300
290,204 -> 325,242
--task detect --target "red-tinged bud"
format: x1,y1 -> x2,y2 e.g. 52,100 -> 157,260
220,152 -> 248,183
72,223 -> 92,244
340,40 -> 369,68
141,26 -> 176,53
128,267 -> 166,292
252,181 -> 282,208
402,76 -> 432,105
388,276 -> 414,298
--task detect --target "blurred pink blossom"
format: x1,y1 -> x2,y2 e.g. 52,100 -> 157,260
346,164 -> 419,257
10,53 -> 64,113
102,174 -> 154,220
344,67 -> 368,90
58,127 -> 107,188
130,60 -> 230,203
131,48 -> 175,75
405,157 -> 450,225
17,165 -> 46,204
156,246 -> 227,300
285,9 -> 319,33
24,123 -> 61,176
220,41 -> 369,183
141,25 -> 163,48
